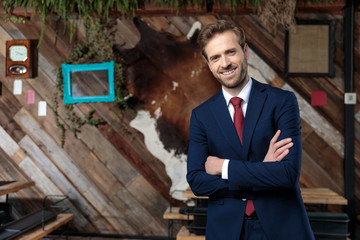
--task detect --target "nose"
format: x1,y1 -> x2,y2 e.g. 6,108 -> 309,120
220,55 -> 231,69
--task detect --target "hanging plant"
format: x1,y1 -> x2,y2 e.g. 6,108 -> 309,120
53,18 -> 129,148
3,0 -> 335,42
256,0 -> 333,32
2,0 -> 140,44
257,0 -> 297,32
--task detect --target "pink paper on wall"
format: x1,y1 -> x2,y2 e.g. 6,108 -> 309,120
26,89 -> 35,104
311,91 -> 327,106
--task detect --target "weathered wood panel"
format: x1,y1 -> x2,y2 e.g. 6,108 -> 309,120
0,16 -> 170,235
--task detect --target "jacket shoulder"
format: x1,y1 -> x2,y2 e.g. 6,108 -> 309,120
192,91 -> 223,112
253,79 -> 295,99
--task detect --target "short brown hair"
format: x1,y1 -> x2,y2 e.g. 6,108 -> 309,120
197,20 -> 246,61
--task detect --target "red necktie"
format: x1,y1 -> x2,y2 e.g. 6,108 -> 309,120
230,97 -> 244,144
230,97 -> 255,216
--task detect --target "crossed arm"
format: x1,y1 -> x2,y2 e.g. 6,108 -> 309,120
187,91 -> 302,196
205,130 -> 293,176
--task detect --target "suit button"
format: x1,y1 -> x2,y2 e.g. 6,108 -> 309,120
242,198 -> 246,202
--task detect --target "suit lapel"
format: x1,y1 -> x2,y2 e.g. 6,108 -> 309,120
210,91 -> 243,156
242,80 -> 267,160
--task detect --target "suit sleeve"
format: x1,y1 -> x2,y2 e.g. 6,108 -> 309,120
186,110 -> 229,196
228,91 -> 302,191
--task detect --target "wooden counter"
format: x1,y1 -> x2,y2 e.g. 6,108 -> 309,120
183,187 -> 348,205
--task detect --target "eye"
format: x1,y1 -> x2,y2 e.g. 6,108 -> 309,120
227,49 -> 236,55
209,55 -> 219,62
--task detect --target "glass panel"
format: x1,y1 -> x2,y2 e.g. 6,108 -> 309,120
70,69 -> 109,97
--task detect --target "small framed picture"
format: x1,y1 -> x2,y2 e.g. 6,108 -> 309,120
285,20 -> 335,77
62,61 -> 115,104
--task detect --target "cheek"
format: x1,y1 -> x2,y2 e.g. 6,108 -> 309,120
208,63 -> 218,74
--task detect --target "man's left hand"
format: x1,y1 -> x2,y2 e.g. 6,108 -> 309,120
205,156 -> 224,175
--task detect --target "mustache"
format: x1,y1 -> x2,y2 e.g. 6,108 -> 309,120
220,64 -> 235,70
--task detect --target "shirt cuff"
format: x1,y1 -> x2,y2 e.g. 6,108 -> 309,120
221,159 -> 229,179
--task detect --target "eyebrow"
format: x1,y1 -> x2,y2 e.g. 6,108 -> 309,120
225,48 -> 238,53
209,54 -> 219,61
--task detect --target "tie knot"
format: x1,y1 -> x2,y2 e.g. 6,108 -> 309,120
230,97 -> 243,107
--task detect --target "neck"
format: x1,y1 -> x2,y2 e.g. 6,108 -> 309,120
224,77 -> 249,97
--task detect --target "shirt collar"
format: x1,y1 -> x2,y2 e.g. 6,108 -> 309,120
223,77 -> 253,107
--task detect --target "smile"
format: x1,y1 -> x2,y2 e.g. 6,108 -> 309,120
221,68 -> 236,76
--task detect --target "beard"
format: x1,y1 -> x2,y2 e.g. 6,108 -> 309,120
214,60 -> 249,90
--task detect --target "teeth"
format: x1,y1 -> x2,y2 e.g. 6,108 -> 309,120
222,69 -> 235,75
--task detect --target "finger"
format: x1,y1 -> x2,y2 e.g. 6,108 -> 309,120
274,138 -> 292,149
276,142 -> 293,154
275,142 -> 293,160
270,130 -> 281,144
276,149 -> 289,161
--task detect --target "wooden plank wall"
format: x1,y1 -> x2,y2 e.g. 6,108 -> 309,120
0,17 -> 170,235
0,8 -> 359,236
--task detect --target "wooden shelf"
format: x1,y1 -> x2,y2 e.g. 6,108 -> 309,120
177,226 -> 205,240
182,189 -> 207,199
14,213 -> 74,240
0,181 -> 35,196
300,188 -> 348,205
163,207 -> 194,221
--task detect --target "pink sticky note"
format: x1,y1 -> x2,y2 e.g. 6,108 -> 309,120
311,91 -> 327,106
26,90 -> 35,104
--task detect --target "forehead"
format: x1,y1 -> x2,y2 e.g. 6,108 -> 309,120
204,30 -> 241,56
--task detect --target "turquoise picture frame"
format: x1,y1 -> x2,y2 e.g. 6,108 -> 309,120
62,61 -> 115,104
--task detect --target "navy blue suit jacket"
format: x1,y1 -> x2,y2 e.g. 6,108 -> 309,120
187,79 -> 314,240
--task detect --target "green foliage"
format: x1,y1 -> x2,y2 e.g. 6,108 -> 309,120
2,0 -> 139,44
3,0 -> 334,42
52,18 -> 127,148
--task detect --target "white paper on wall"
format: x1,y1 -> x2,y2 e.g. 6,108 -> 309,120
13,79 -> 22,95
38,101 -> 47,116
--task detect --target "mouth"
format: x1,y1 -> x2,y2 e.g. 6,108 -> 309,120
220,67 -> 237,76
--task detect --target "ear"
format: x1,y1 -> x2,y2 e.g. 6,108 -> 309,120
243,43 -> 250,60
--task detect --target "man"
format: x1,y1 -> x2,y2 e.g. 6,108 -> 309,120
186,20 -> 314,240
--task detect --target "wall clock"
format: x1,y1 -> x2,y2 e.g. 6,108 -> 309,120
6,40 -> 37,78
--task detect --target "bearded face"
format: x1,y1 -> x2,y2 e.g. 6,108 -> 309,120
204,30 -> 249,95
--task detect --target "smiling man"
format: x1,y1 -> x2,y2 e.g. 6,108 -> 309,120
186,20 -> 314,240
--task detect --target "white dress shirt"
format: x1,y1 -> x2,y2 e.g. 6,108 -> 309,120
221,77 -> 253,179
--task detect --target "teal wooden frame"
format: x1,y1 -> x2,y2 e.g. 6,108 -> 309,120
62,61 -> 115,104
